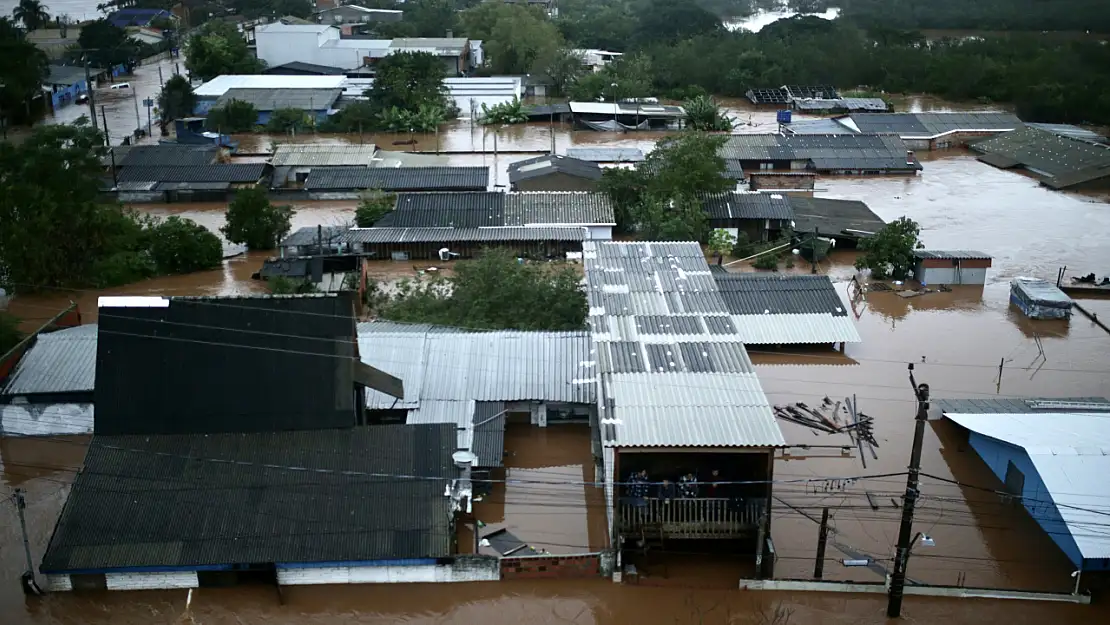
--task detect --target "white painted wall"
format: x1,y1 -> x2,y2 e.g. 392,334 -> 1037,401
587,226 -> 613,241
1,402 -> 93,436
45,575 -> 72,592
105,571 -> 199,590
277,561 -> 499,586
917,265 -> 989,286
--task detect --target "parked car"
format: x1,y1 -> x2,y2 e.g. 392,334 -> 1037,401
110,82 -> 131,90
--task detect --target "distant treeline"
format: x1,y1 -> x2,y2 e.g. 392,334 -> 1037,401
837,0 -> 1110,33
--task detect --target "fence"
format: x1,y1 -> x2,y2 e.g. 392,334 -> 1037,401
618,497 -> 764,539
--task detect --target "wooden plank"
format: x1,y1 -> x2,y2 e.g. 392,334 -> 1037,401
865,492 -> 880,511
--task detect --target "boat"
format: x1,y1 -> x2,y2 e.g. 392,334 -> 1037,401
796,235 -> 834,262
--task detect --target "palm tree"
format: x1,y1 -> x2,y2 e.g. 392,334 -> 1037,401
12,0 -> 51,31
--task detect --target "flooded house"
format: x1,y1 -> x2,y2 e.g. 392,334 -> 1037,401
105,144 -> 269,201
971,125 -> 1110,191
719,134 -> 923,176
785,112 -> 1022,150
937,398 -> 1110,575
0,324 -> 95,437
912,250 -> 993,286
701,192 -> 794,242
35,294 -> 502,591
786,196 -> 887,247
270,143 -> 381,187
583,241 -> 787,580
507,155 -> 602,192
302,166 -> 490,195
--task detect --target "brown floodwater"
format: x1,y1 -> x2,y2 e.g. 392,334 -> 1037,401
5,130 -> 1110,623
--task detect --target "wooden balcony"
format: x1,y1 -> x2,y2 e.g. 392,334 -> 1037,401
618,497 -> 765,539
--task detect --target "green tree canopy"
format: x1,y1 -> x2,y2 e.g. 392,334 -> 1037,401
460,3 -> 563,74
13,0 -> 50,30
0,18 -> 49,122
157,74 -> 197,126
854,216 -> 924,280
185,21 -> 264,82
265,108 -> 311,133
147,216 -> 223,275
205,99 -> 258,132
78,18 -> 137,68
0,312 -> 22,356
365,50 -> 450,113
376,248 -> 587,331
222,187 -> 293,250
378,0 -> 458,38
355,190 -> 396,227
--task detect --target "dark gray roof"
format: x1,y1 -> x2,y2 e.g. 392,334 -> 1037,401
508,155 -> 602,183
849,112 -> 1021,137
564,147 -> 645,162
720,134 -> 921,172
746,88 -> 789,104
711,272 -> 848,316
380,192 -> 503,227
1026,123 -> 1107,144
787,196 -> 887,239
472,401 -> 506,468
116,164 -> 269,184
261,61 -> 346,75
701,192 -> 794,221
94,294 -> 364,436
784,85 -> 839,100
935,397 -> 1110,414
971,125 -> 1110,189
793,98 -> 888,112
305,166 -> 489,191
215,87 -> 343,111
347,226 -> 586,243
154,181 -> 232,192
117,144 -> 218,167
1,325 -> 97,396
40,425 -> 456,573
504,192 -> 615,225
46,64 -> 101,86
913,250 -> 992,260
281,225 -> 347,247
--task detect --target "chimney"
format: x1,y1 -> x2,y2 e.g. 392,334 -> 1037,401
906,150 -> 916,165
446,30 -> 453,38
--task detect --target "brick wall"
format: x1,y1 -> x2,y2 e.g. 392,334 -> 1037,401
500,553 -> 602,580
748,173 -> 816,191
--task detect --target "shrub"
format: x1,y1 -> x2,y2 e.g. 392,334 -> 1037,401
222,187 -> 293,250
147,217 -> 223,275
752,252 -> 779,271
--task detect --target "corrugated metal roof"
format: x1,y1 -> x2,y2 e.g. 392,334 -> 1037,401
1,325 -> 97,396
729,314 -> 860,344
503,192 -> 615,225
713,273 -> 848,315
357,322 -> 596,406
788,196 -> 886,239
913,250 -> 992,260
701,192 -> 794,221
281,225 -> 347,247
216,87 -> 342,111
1010,277 -> 1073,306
347,226 -> 586,243
472,401 -> 506,468
972,125 -> 1110,183
381,192 -> 503,227
783,118 -> 856,135
272,144 -> 378,167
117,164 -> 269,183
508,155 -> 602,182
935,397 -> 1110,415
1026,123 -> 1108,144
944,411 -> 1110,561
584,241 -> 783,449
358,329 -> 426,409
304,166 -> 489,191
564,147 -> 645,162
118,145 -> 217,167
194,74 -> 346,98
721,134 -> 920,172
40,425 -> 457,572
0,402 -> 93,436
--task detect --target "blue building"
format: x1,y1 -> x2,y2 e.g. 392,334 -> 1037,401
44,65 -> 99,110
941,399 -> 1110,572
107,8 -> 173,28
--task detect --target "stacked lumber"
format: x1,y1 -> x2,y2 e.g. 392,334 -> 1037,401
774,398 -> 880,467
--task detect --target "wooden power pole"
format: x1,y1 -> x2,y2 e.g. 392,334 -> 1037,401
887,364 -> 930,618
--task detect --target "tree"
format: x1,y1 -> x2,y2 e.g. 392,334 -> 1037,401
222,187 -> 293,250
355,190 -> 395,227
853,216 -> 924,280
147,216 -> 223,275
478,98 -> 528,125
635,193 -> 708,241
0,312 -> 22,356
157,74 -> 197,127
634,0 -> 721,44
707,228 -> 736,261
265,108 -> 311,133
567,52 -> 654,101
185,21 -> 264,82
319,101 -> 376,132
267,276 -> 318,294
205,99 -> 258,132
0,18 -> 49,122
460,3 -> 563,74
77,19 -> 137,69
537,48 -> 586,97
273,0 -> 312,18
376,248 -> 587,331
12,0 -> 50,31
378,0 -> 458,38
683,95 -> 733,131
366,51 -> 451,115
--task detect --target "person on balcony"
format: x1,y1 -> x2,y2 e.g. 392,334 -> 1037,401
627,469 -> 650,500
679,472 -> 698,498
705,469 -> 723,498
656,478 -> 677,503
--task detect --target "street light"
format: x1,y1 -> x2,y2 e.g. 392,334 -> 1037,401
610,82 -> 618,125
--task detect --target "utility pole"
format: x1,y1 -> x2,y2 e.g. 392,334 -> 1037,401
14,489 -> 40,594
131,85 -> 141,139
814,507 -> 830,579
887,364 -> 930,618
101,105 -> 110,146
83,56 -> 98,132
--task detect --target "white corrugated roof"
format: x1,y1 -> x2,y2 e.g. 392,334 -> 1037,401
272,144 -> 379,167
729,313 -> 861,344
195,75 -> 348,98
946,411 -> 1110,561
1,326 -> 98,396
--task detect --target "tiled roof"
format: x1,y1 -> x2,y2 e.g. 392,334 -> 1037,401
215,87 -> 343,111
508,155 -> 602,182
721,134 -> 921,172
787,196 -> 886,239
971,125 -> 1110,188
40,425 -> 456,573
117,145 -> 218,167
94,294 -> 367,436
503,192 -> 615,225
584,241 -> 784,449
701,192 -> 795,221
1,325 -> 97,396
116,164 -> 269,183
913,250 -> 992,260
304,166 -> 489,191
272,144 -> 378,167
346,226 -> 586,243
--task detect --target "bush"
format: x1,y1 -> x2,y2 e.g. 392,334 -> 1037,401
355,190 -> 395,227
667,85 -> 708,100
265,108 -> 311,133
88,251 -> 157,288
205,99 -> 258,133
479,98 -> 529,125
752,252 -> 779,271
268,276 -> 318,294
319,101 -> 376,132
147,217 -> 223,275
731,231 -> 754,258
854,216 -> 923,280
222,188 -> 293,250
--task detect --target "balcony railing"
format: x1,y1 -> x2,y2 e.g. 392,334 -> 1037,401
618,497 -> 765,539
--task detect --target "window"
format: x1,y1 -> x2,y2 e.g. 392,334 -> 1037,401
1004,460 -> 1025,500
